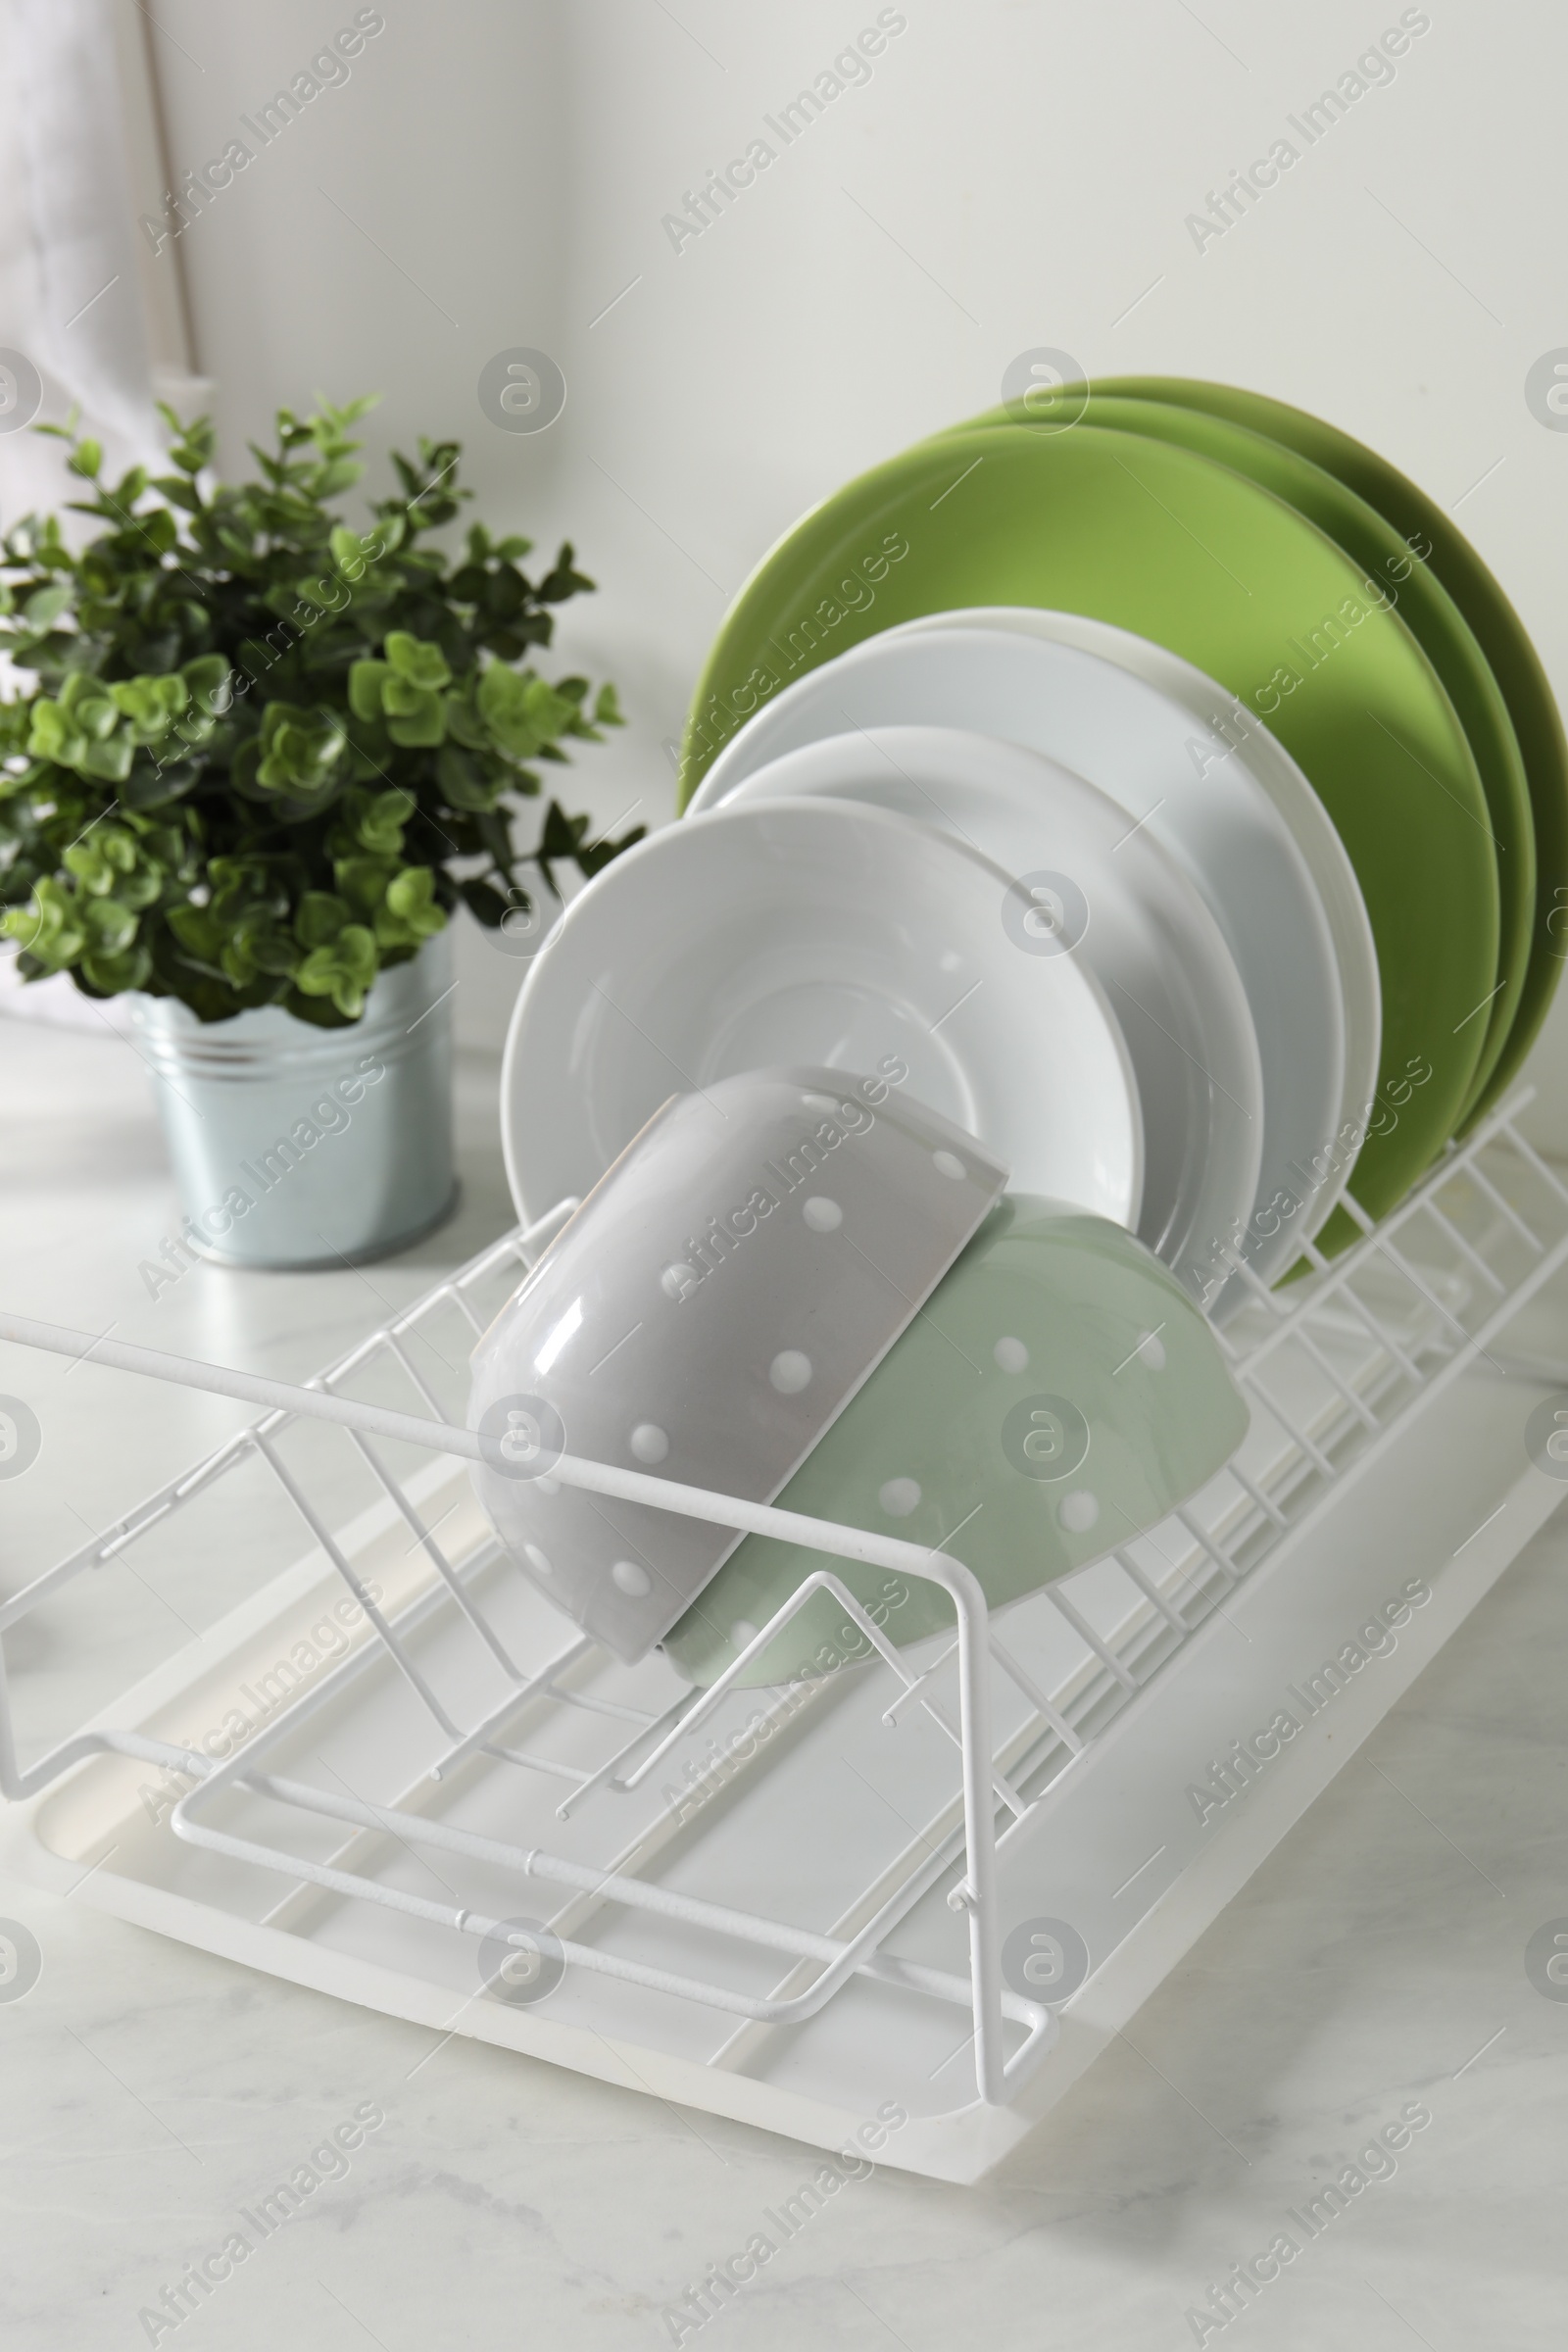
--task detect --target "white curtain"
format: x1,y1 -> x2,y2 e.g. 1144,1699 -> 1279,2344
0,0 -> 168,508
0,0 -> 176,1029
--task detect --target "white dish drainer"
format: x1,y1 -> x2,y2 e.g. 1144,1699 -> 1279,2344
3,1091 -> 1567,2182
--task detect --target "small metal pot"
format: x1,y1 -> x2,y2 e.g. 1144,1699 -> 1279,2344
130,932 -> 456,1269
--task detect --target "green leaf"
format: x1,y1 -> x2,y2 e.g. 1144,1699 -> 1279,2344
226,909 -> 299,979
257,703 -> 347,796
164,414 -> 216,474
294,922 -> 377,1017
347,660 -> 390,721
312,458 -> 364,499
375,864 -> 446,949
117,864 -> 165,911
24,583 -> 72,630
383,630 -> 452,690
476,662 -> 538,758
67,439 -> 103,479
181,654 -> 232,716
80,943 -> 152,994
25,702 -> 75,762
130,507 -> 177,556
78,736 -> 134,785
334,854 -> 398,917
110,673 -> 189,740
81,895 -> 137,954
3,877 -> 87,968
151,475 -> 203,514
458,876 -> 511,927
167,905 -> 225,965
435,745 -> 496,811
381,678 -> 447,747
521,676 -> 579,737
64,827 -> 136,894
227,738 -> 269,801
353,788 -> 412,855
329,523 -> 383,580
61,672 -> 121,737
444,693 -> 490,753
574,814 -> 647,879
279,987 -> 359,1030
295,891 -> 353,950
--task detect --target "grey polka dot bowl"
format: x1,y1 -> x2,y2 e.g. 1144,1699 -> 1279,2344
467,1067 -> 1006,1662
661,1195 -> 1249,1687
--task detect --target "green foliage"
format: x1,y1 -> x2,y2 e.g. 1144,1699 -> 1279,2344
0,397 -> 636,1023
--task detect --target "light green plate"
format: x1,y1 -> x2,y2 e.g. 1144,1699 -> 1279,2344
936,392 -> 1533,1127
682,421 -> 1498,1225
1091,376 -> 1567,1118
662,1196 -> 1249,1689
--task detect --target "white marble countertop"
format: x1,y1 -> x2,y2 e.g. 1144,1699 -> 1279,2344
3,1013 -> 1567,2352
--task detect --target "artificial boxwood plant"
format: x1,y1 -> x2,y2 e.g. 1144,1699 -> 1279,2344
0,395 -> 638,1023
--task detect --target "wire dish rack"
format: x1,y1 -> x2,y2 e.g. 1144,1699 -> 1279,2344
3,1093 -> 1567,2182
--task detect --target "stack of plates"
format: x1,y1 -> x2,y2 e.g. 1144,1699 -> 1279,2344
503,380 -> 1567,1319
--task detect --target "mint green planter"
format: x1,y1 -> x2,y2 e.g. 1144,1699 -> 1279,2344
662,1196 -> 1249,1688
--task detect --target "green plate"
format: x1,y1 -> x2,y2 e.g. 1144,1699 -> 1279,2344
935,392 -> 1533,1126
682,421 -> 1498,1226
1091,376 -> 1567,1117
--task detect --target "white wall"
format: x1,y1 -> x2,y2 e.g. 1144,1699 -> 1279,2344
142,0 -> 1568,1142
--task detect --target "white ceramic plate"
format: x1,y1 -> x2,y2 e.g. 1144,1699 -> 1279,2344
921,608 -> 1383,1152
502,796 -> 1144,1231
710,726 -> 1263,1305
690,618 -> 1378,1298
888,613 -> 1384,1290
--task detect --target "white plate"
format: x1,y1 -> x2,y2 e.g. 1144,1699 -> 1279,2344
501,796 -> 1144,1231
710,726 -> 1263,1305
889,613 -> 1383,1290
923,608 -> 1383,1154
691,620 -> 1379,1298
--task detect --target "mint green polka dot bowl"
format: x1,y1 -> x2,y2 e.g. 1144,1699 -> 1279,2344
661,1195 -> 1248,1688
